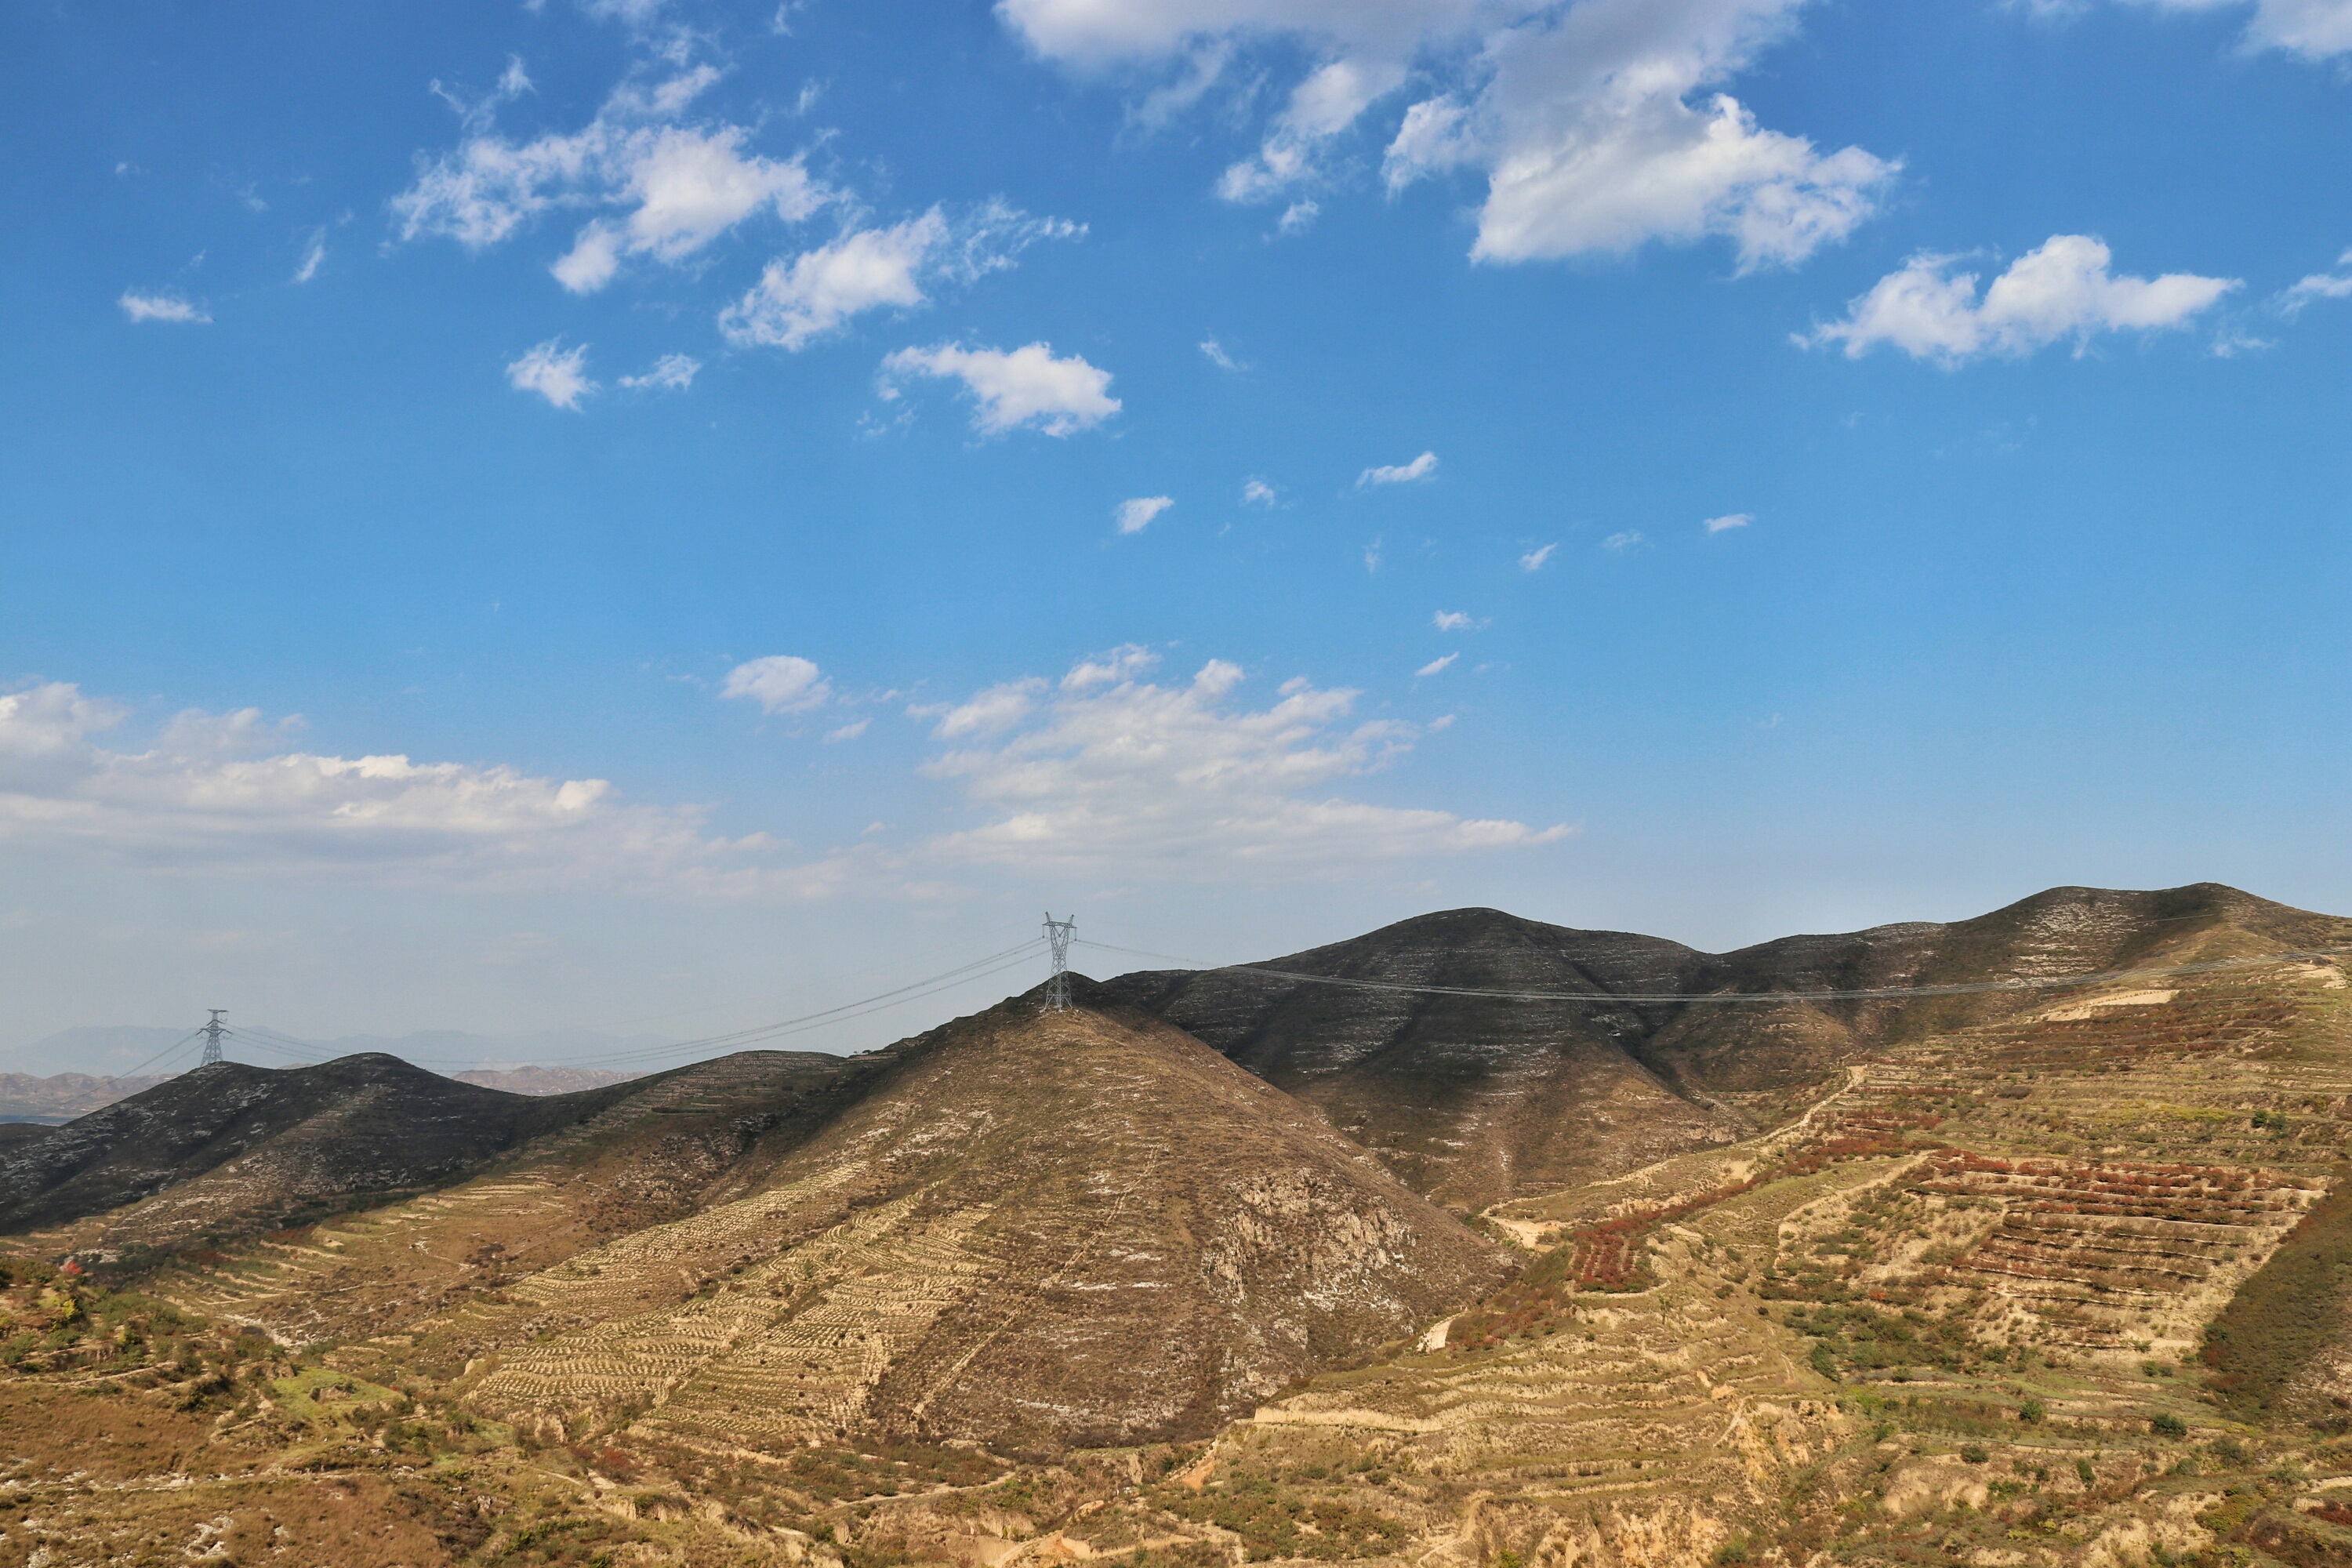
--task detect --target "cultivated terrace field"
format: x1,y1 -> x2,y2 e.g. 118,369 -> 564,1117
8,889 -> 2352,1568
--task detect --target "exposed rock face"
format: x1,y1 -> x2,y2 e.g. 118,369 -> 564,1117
1098,884 -> 2352,1210
452,998 -> 1510,1452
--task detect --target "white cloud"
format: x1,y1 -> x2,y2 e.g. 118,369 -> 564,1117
2278,249 -> 2352,315
1414,652 -> 1460,677
1363,535 -> 1383,572
118,291 -> 209,325
824,719 -> 870,742
722,212 -> 942,348
1242,477 -> 1279,507
880,341 -> 1121,437
1277,199 -> 1321,235
1431,610 -> 1487,631
1200,336 -> 1242,370
1601,530 -> 1642,551
722,201 -> 1083,350
619,351 -> 700,390
1358,450 -> 1438,486
1115,495 -> 1175,534
1803,234 -> 2238,364
916,653 -> 1569,876
2124,0 -> 2352,59
1062,644 -> 1161,690
1518,543 -> 1557,572
720,655 -> 833,714
0,681 -> 818,898
930,679 -> 1047,738
292,230 -> 328,284
1001,0 -> 1896,271
1704,512 -> 1751,533
395,68 -> 827,293
1221,59 -> 1407,202
506,339 -> 597,408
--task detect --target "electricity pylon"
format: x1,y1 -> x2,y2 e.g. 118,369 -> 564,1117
1043,914 -> 1076,1011
199,1010 -> 228,1067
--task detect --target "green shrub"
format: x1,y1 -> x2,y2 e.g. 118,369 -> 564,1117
2152,1414 -> 2189,1439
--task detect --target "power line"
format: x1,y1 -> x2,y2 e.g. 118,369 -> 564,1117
118,1029 -> 208,1080
1072,937 -> 2352,1007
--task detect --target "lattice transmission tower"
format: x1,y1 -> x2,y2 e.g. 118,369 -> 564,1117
199,1010 -> 228,1067
1043,913 -> 1076,1011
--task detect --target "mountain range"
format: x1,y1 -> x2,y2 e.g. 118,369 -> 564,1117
5,881 -> 2351,1568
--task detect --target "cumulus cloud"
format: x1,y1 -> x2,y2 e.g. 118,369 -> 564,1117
880,341 -> 1121,437
507,339 -> 597,408
394,65 -> 826,293
1000,0 -> 1895,271
1115,495 -> 1175,534
119,291 -> 209,325
1803,234 -> 2238,364
1704,512 -> 1751,533
1277,199 -> 1321,235
1359,450 -> 1438,486
1431,610 -> 1487,631
1414,652 -> 1460,677
619,352 -> 700,390
1518,543 -> 1557,572
720,655 -> 833,714
2279,249 -> 2352,315
1242,478 -> 1279,506
915,652 -> 1568,876
722,203 -> 1080,351
0,681 -> 820,897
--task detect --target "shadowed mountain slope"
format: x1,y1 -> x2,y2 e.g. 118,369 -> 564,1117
0,1052 -> 845,1244
1099,884 -> 2352,1211
434,993 -> 1508,1452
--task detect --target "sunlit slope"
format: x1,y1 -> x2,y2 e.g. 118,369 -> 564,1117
419,996 -> 1509,1453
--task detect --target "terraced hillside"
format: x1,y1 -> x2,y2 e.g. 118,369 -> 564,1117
1102,883 -> 2352,1211
9,884 -> 2352,1568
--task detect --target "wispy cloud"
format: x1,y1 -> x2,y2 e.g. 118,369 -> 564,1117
880,341 -> 1120,437
1278,199 -> 1319,236
1200,336 -> 1242,370
2278,249 -> 2352,316
722,202 -> 1081,350
1115,495 -> 1174,534
916,654 -> 1568,877
118,291 -> 209,325
506,339 -> 597,408
292,230 -> 328,284
1242,478 -> 1278,507
1431,611 -> 1488,632
0,681 -> 831,898
824,718 -> 869,742
1601,531 -> 1643,553
619,352 -> 700,390
1518,543 -> 1557,572
1414,652 -> 1460,677
1358,450 -> 1438,487
1704,513 -> 1752,534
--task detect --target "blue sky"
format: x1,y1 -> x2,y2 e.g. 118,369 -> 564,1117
3,0 -> 2348,1063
